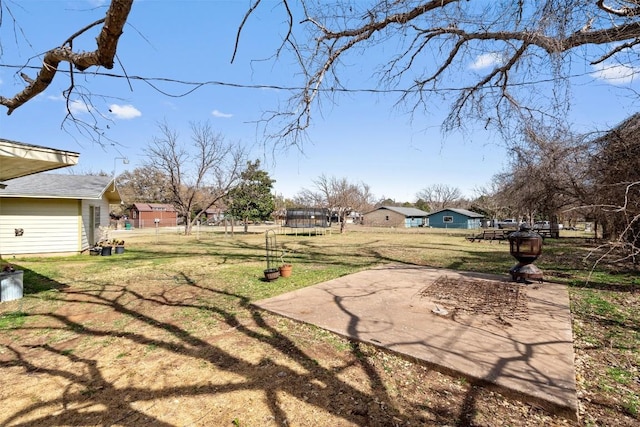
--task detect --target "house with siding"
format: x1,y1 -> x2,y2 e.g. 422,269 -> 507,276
362,206 -> 429,228
202,207 -> 225,225
0,174 -> 121,256
426,208 -> 484,229
0,138 -> 79,184
130,203 -> 177,228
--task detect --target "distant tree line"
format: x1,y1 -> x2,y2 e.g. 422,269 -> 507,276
481,116 -> 640,266
112,116 -> 639,267
114,121 -> 272,235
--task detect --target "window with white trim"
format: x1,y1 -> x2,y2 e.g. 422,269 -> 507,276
94,206 -> 101,228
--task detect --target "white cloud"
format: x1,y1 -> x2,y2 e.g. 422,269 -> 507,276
109,104 -> 142,119
591,62 -> 638,85
69,99 -> 91,114
469,53 -> 503,70
47,95 -> 90,114
211,109 -> 233,118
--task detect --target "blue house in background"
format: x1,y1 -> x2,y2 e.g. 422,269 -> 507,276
426,208 -> 484,229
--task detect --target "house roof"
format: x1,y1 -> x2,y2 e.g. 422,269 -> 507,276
0,139 -> 79,182
367,206 -> 429,217
133,203 -> 176,212
427,208 -> 484,218
205,208 -> 224,214
0,173 -> 121,203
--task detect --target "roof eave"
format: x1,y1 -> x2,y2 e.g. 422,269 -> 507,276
0,140 -> 80,181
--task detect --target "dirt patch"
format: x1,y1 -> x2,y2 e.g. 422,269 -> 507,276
418,275 -> 529,321
0,273 -> 572,427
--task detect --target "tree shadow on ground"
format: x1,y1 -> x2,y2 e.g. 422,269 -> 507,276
17,266 -> 69,295
0,270 -> 491,426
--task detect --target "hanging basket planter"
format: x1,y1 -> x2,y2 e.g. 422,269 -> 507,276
263,268 -> 280,281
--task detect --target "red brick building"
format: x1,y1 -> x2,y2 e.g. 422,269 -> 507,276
130,203 -> 177,228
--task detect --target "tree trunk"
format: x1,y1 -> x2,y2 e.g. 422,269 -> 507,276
183,211 -> 195,235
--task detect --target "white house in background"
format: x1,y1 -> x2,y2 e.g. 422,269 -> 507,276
0,174 -> 121,256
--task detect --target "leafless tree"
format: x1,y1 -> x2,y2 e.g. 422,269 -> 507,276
491,123 -> 594,224
0,0 -> 132,116
587,113 -> 640,264
144,121 -> 246,235
297,175 -> 374,233
489,114 -> 640,267
5,1 -> 640,148
238,0 -> 640,144
293,188 -> 326,209
416,184 -> 463,212
470,183 -> 511,224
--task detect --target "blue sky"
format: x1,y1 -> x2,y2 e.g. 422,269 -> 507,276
0,1 -> 638,202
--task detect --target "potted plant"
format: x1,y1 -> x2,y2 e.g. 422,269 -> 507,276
101,242 -> 113,256
278,250 -> 293,278
92,241 -> 112,256
263,267 -> 280,281
111,239 -> 125,254
90,226 -> 113,256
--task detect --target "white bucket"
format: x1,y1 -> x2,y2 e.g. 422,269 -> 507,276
1,270 -> 24,302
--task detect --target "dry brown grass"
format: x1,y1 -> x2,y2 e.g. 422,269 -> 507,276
0,227 -> 637,426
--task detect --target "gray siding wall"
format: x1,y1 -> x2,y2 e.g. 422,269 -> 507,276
363,209 -> 407,227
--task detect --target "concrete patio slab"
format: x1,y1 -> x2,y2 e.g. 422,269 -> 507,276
253,264 -> 578,419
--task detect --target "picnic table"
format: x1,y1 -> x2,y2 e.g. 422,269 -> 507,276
465,229 -> 512,243
534,229 -> 559,239
466,228 -> 559,242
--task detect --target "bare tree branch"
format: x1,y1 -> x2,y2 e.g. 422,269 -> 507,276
0,0 -> 133,115
298,174 -> 373,233
596,0 -> 640,17
144,120 -> 246,235
247,0 -> 640,144
416,183 -> 463,212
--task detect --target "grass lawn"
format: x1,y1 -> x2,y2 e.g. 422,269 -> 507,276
0,226 -> 638,426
